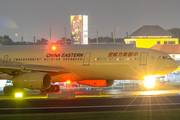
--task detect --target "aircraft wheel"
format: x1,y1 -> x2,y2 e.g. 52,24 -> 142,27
3,86 -> 13,95
50,85 -> 55,92
55,85 -> 60,92
41,85 -> 60,92
3,86 -> 23,95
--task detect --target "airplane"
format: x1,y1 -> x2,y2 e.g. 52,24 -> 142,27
0,44 -> 178,94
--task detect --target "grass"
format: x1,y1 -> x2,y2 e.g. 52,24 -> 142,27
1,109 -> 180,120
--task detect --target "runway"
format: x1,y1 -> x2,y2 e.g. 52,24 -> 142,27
1,96 -> 180,114
1,89 -> 180,114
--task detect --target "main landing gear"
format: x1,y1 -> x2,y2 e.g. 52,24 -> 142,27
40,85 -> 60,92
3,86 -> 23,95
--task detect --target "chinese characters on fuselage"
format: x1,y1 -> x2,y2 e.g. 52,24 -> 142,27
108,52 -> 138,57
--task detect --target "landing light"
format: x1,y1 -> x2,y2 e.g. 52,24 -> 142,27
15,93 -> 22,98
143,75 -> 156,89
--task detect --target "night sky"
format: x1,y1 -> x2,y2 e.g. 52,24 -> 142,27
0,0 -> 180,42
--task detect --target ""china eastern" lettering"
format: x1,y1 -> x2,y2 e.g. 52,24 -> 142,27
61,53 -> 84,57
46,53 -> 61,57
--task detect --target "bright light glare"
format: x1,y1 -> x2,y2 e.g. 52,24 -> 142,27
15,93 -> 22,98
52,46 -> 56,50
67,80 -> 71,84
143,75 -> 156,89
140,91 -> 168,95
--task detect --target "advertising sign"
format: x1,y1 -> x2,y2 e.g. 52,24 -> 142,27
71,15 -> 82,44
71,15 -> 88,44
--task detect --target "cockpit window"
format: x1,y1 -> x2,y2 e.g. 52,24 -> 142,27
158,56 -> 172,60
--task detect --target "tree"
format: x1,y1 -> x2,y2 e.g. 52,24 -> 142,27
88,36 -> 124,44
36,38 -> 49,45
167,28 -> 180,43
0,35 -> 13,45
57,37 -> 71,45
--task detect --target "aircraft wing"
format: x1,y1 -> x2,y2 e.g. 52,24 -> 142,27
0,65 -> 70,75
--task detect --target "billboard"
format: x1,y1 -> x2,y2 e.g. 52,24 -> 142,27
71,15 -> 88,44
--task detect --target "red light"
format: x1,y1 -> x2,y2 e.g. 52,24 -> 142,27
52,46 -> 56,50
67,80 -> 71,84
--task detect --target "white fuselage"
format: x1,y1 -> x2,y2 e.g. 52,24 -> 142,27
0,44 -> 178,83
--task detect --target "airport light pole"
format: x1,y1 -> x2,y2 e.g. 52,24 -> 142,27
34,36 -> 36,43
21,37 -> 23,43
50,28 -> 51,42
96,27 -> 98,44
114,26 -> 116,44
64,27 -> 66,45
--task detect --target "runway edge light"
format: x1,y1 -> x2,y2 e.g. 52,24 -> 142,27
15,93 -> 23,98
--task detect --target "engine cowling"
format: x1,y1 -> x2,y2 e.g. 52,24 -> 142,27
77,80 -> 114,87
13,72 -> 51,89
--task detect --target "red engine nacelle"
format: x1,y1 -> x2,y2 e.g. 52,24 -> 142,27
77,80 -> 114,87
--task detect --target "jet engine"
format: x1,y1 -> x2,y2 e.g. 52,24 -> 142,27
13,72 -> 51,89
77,80 -> 114,87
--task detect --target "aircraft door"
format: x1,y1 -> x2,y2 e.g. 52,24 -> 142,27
83,53 -> 91,66
3,55 -> 8,65
139,52 -> 148,65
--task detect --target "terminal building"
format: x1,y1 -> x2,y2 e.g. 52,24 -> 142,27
124,25 -> 179,48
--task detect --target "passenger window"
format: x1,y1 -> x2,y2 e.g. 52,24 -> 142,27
167,56 -> 172,60
162,56 -> 166,60
158,56 -> 162,60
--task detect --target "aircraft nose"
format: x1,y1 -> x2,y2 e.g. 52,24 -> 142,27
173,60 -> 179,70
161,60 -> 179,75
168,60 -> 179,72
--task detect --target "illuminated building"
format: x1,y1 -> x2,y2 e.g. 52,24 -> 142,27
124,25 -> 179,48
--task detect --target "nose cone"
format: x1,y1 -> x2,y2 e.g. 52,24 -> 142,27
165,60 -> 179,74
173,60 -> 179,71
157,60 -> 179,75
